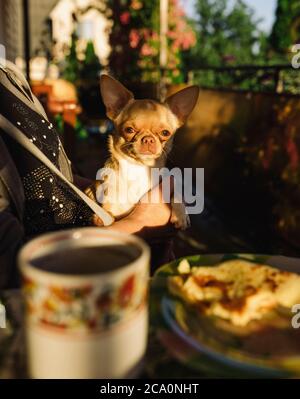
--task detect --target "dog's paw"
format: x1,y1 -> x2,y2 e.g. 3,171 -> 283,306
170,203 -> 191,230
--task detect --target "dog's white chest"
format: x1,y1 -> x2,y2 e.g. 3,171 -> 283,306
97,159 -> 151,218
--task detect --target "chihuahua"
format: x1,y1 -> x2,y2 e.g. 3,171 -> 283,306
85,75 -> 199,229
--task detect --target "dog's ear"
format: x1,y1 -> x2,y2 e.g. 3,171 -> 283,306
165,85 -> 199,124
100,75 -> 134,119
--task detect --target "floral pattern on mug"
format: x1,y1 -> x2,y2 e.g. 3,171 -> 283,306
23,272 -> 148,333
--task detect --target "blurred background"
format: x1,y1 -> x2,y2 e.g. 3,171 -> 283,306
1,0 -> 300,256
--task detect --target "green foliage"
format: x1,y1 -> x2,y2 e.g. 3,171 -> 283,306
270,0 -> 300,53
106,0 -> 195,84
80,41 -> 102,80
62,32 -> 81,83
186,0 -> 300,94
280,69 -> 300,95
62,32 -> 80,83
107,0 -> 159,83
62,34 -> 102,83
54,114 -> 64,134
192,65 -> 300,95
189,0 -> 266,67
75,118 -> 88,140
54,114 -> 88,140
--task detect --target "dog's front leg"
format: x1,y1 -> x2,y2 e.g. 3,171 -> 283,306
170,200 -> 191,230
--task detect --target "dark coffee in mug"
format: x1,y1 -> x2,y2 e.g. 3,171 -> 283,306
32,244 -> 141,275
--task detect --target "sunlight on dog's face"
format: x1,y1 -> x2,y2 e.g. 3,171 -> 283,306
100,75 -> 199,166
113,99 -> 179,164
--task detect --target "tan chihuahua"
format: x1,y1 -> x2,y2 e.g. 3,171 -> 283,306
86,75 -> 199,229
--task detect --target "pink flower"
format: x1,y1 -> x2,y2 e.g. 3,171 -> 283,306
129,29 -> 140,48
120,11 -> 130,25
141,43 -> 154,56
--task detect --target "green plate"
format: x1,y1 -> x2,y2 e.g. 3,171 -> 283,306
150,253 -> 300,378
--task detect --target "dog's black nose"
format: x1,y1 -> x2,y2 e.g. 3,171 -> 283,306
141,135 -> 155,144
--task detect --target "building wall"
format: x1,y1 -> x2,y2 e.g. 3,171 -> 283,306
170,86 -> 300,247
29,0 -> 57,56
0,0 -> 59,62
0,0 -> 5,47
0,0 -> 23,62
0,0 -> 110,67
50,0 -> 111,64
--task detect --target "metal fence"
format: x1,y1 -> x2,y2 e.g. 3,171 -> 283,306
189,65 -> 300,96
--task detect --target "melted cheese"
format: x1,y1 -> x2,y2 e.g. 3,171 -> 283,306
168,259 -> 300,326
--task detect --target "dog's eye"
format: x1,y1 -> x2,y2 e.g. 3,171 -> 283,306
124,127 -> 135,134
161,130 -> 171,137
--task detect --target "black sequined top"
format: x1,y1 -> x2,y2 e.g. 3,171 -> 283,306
0,79 -> 94,237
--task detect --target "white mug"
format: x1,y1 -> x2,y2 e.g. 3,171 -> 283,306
18,228 -> 150,379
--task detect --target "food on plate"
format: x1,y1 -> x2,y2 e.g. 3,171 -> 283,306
168,259 -> 300,327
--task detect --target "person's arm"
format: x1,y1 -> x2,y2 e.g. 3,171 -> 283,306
94,178 -> 176,240
0,180 -> 24,288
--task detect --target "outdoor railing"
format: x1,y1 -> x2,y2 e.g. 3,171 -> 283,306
129,65 -> 300,98
189,65 -> 300,96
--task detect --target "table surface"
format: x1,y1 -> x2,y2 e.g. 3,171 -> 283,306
0,290 -> 205,379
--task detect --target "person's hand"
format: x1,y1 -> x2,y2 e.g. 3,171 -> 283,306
93,178 -> 177,241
